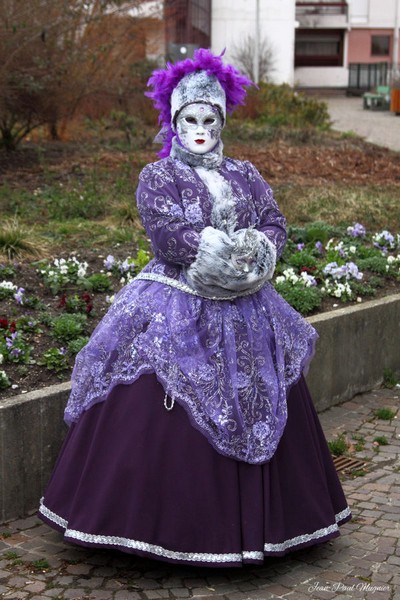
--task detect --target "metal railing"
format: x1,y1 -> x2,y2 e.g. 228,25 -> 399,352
296,2 -> 348,15
348,62 -> 390,92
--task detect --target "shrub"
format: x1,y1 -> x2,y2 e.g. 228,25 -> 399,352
233,83 -> 331,130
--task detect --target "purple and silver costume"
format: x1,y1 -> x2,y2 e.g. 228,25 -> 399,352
65,156 -> 317,465
39,50 -> 351,566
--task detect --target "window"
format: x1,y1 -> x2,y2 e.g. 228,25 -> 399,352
165,0 -> 211,47
371,35 -> 390,56
191,0 -> 210,37
295,30 -> 344,66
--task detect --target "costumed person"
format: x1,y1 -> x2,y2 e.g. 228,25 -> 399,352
39,49 -> 351,567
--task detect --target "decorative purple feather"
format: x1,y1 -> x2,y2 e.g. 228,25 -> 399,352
146,49 -> 254,157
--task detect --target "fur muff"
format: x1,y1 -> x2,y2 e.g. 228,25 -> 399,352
184,226 -> 276,299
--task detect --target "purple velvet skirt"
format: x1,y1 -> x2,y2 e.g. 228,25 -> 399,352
39,374 -> 351,567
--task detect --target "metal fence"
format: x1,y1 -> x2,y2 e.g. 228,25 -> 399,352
348,62 -> 390,93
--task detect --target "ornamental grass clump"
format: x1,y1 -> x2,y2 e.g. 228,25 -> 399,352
0,219 -> 48,260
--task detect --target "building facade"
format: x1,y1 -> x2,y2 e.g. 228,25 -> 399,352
162,0 -> 296,84
294,0 -> 400,89
139,0 -> 400,90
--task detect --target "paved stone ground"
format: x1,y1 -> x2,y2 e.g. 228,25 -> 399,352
322,95 -> 400,153
0,386 -> 399,600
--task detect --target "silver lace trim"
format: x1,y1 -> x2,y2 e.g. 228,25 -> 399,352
39,499 -> 351,563
263,507 -> 351,553
134,272 -> 266,300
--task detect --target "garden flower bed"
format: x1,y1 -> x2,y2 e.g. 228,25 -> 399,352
0,221 -> 399,400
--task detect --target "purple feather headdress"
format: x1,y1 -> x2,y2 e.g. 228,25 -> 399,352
146,48 -> 254,157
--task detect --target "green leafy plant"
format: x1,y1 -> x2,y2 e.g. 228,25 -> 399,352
38,256 -> 89,295
30,558 -> 50,570
59,293 -> 93,315
328,433 -> 348,457
374,407 -> 397,421
16,316 -> 42,334
0,331 -> 31,364
67,336 -> 89,355
0,531 -> 12,538
0,280 -> 17,300
287,250 -> 318,270
83,273 -> 113,293
0,369 -> 11,390
3,551 -> 19,560
357,256 -> 388,275
373,436 -> 389,446
0,264 -> 16,279
51,314 -> 87,343
38,348 -> 70,374
383,368 -> 398,389
352,434 -> 365,452
274,279 -> 322,315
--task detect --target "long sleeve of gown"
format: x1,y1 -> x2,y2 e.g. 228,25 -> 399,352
136,162 -> 200,266
244,161 -> 287,257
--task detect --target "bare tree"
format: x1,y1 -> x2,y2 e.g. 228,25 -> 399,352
0,0 -> 160,150
231,34 -> 275,83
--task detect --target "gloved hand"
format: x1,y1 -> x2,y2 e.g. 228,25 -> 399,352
184,226 -> 276,298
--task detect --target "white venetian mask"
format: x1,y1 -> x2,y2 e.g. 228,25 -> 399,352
176,103 -> 223,155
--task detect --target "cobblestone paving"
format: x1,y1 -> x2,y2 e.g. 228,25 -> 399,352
0,386 -> 399,600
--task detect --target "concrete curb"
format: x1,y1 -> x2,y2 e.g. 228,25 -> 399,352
1,293 -> 399,523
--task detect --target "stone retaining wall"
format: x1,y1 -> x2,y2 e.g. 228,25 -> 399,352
1,293 -> 399,523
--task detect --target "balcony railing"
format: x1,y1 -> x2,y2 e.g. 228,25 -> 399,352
296,2 -> 348,16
